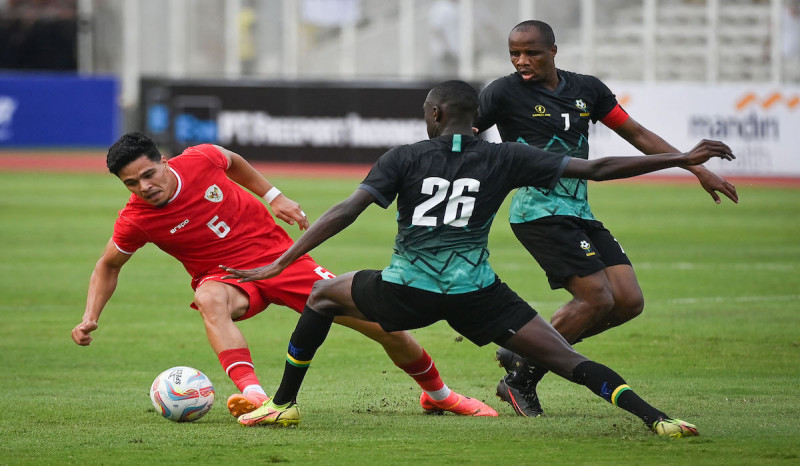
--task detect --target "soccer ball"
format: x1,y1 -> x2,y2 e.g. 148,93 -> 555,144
149,366 -> 215,422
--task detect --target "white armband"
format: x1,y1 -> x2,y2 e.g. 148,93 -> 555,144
263,187 -> 281,203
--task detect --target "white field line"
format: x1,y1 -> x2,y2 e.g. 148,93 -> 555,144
635,262 -> 798,272
525,294 -> 800,309
501,262 -> 798,272
666,295 -> 800,305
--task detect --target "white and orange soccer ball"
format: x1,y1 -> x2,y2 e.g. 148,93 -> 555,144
149,366 -> 215,422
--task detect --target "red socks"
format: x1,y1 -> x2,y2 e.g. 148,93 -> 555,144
396,350 -> 445,393
218,348 -> 260,392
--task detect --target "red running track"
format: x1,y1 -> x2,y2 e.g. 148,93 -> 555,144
1,151 -> 798,187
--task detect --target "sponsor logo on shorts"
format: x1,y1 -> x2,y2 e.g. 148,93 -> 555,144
204,184 -> 223,202
170,219 -> 190,234
580,240 -> 596,257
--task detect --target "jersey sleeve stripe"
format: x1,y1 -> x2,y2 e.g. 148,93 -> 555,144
113,242 -> 135,255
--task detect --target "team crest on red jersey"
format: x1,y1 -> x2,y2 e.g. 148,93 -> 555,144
204,185 -> 223,203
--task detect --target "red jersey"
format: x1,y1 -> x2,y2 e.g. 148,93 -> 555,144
112,144 -> 295,289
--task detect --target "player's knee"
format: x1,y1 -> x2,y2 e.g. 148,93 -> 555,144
306,279 -> 327,307
581,287 -> 615,315
193,289 -> 228,321
615,293 -> 644,321
306,279 -> 338,316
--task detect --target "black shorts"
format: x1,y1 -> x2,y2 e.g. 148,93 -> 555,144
511,216 -> 631,290
350,270 -> 537,346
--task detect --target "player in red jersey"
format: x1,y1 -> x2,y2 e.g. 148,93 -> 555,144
70,132 -> 497,419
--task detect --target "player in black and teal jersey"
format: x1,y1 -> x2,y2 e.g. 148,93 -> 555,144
475,20 -> 739,417
222,80 -> 734,436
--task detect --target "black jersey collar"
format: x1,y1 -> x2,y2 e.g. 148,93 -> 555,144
434,134 -> 476,152
514,69 -> 567,94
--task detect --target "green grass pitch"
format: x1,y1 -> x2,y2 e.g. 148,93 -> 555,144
1,171 -> 798,464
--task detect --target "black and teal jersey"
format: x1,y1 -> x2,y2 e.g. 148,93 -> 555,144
358,134 -> 568,294
476,70 -> 619,223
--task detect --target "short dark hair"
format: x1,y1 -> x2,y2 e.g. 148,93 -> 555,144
106,132 -> 161,176
511,20 -> 556,47
429,80 -> 479,117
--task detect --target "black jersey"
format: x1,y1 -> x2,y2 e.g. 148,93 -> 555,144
358,134 -> 568,294
476,70 -> 619,222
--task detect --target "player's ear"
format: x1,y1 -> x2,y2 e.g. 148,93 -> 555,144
433,105 -> 443,122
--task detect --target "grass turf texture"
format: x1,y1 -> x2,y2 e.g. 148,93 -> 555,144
1,171 -> 798,465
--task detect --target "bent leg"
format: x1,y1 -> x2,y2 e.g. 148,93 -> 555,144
551,270 -> 616,344
193,280 -> 251,354
194,280 -> 269,410
576,264 -> 643,341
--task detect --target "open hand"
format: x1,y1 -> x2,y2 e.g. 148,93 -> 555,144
220,263 -> 283,283
693,166 -> 739,204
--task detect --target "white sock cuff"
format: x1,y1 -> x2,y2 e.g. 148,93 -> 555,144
242,385 -> 267,396
425,386 -> 452,402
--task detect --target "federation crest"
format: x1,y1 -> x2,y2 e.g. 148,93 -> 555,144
575,99 -> 587,111
204,184 -> 223,203
580,240 -> 596,257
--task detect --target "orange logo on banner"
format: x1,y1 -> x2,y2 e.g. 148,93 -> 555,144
736,92 -> 799,111
618,94 -> 631,108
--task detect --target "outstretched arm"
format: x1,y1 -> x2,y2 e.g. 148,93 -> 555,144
222,189 -> 376,282
214,145 -> 310,230
71,239 -> 131,346
563,139 -> 735,181
613,118 -> 738,203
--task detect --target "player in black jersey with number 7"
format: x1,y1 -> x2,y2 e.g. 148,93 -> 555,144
475,20 -> 739,417
222,80 -> 734,436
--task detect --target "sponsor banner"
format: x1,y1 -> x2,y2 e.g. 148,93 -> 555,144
589,83 -> 800,177
140,79 -> 437,164
0,74 -> 118,147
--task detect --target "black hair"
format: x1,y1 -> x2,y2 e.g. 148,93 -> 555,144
511,20 -> 556,47
429,80 -> 479,117
106,132 -> 161,176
